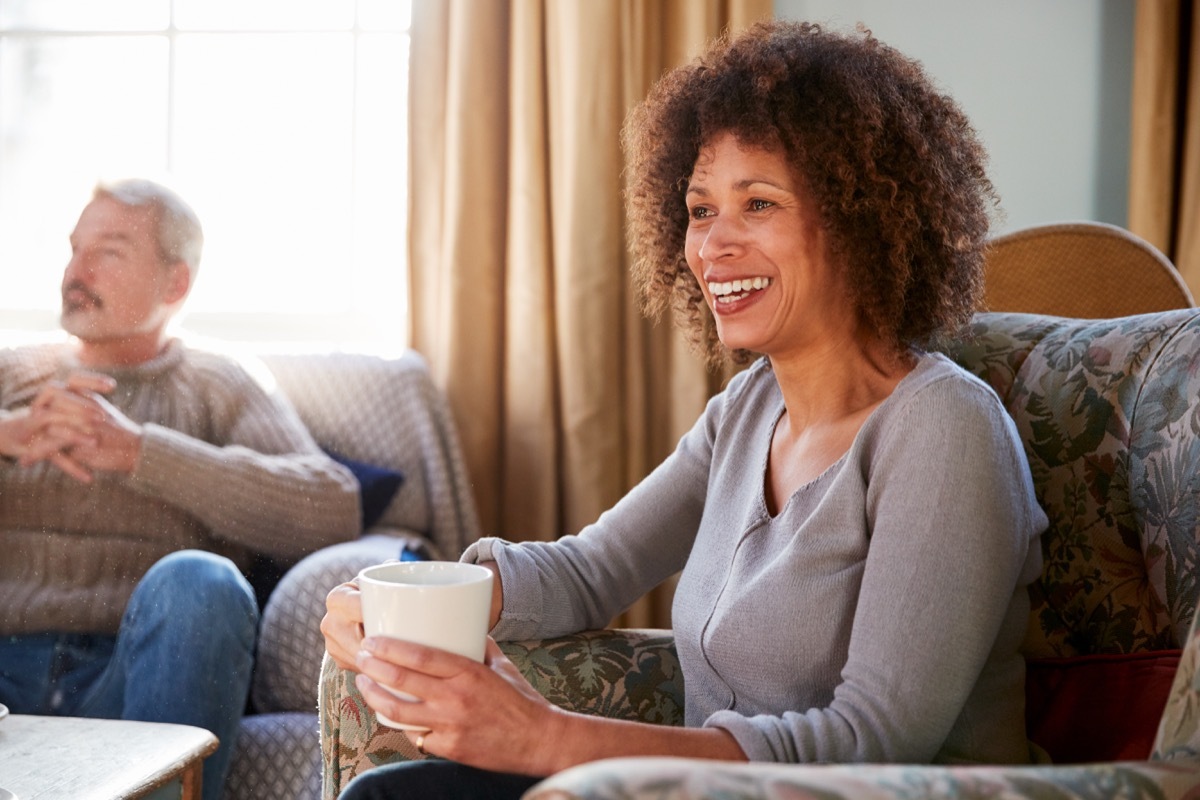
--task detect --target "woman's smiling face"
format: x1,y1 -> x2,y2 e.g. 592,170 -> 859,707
684,131 -> 857,361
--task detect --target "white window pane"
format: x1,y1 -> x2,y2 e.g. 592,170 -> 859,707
172,33 -> 355,315
0,36 -> 168,311
0,13 -> 410,355
174,0 -> 353,31
358,0 -> 411,31
352,32 -> 408,344
0,0 -> 167,31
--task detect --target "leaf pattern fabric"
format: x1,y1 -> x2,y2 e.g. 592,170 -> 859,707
941,311 -> 1200,657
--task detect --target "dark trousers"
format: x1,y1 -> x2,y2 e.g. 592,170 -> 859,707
339,760 -> 543,800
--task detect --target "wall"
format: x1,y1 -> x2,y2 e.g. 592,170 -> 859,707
774,0 -> 1134,235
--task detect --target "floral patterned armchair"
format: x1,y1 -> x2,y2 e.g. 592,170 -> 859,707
320,309 -> 1200,799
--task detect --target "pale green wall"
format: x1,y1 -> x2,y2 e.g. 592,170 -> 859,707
773,0 -> 1134,235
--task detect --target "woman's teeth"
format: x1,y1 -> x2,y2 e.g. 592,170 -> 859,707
708,277 -> 771,303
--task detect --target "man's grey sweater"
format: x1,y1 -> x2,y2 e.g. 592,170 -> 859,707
0,339 -> 361,635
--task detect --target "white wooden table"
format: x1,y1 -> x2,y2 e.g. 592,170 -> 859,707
0,715 -> 218,799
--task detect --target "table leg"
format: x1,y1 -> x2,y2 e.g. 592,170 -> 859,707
181,761 -> 203,800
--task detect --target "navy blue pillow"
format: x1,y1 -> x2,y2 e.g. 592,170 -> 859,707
325,450 -> 405,531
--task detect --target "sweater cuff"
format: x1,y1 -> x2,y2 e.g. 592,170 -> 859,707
461,537 -> 544,640
703,710 -> 784,763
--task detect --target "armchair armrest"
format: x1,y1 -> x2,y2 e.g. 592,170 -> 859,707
524,758 -> 1200,799
255,533 -> 419,714
318,629 -> 683,799
500,629 -> 683,724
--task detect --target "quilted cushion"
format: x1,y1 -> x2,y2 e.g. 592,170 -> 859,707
227,712 -> 321,800
260,350 -> 481,559
252,534 -> 418,715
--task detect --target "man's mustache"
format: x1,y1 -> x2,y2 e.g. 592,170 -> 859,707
62,281 -> 103,308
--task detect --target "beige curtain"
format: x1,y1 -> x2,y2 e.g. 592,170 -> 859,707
408,0 -> 769,627
1129,0 -> 1200,289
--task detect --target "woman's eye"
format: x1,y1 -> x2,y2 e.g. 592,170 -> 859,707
689,206 -> 712,220
749,199 -> 774,211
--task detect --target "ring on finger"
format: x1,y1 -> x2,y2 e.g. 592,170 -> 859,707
415,733 -> 429,756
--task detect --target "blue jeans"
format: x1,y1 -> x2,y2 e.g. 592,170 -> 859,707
0,550 -> 258,800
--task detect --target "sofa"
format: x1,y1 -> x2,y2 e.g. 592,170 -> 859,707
222,350 -> 482,800
318,309 -> 1200,799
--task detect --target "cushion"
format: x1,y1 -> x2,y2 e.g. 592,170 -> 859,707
325,450 -> 405,531
1025,649 -> 1181,763
244,453 -> 405,608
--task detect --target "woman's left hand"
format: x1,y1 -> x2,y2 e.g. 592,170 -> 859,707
354,635 -> 561,776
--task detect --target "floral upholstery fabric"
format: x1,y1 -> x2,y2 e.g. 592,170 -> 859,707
941,311 -> 1200,658
319,629 -> 685,798
319,310 -> 1200,799
525,758 -> 1200,799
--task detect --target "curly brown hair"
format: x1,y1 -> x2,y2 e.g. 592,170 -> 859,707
622,20 -> 997,367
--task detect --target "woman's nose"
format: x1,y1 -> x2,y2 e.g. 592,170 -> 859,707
697,215 -> 746,262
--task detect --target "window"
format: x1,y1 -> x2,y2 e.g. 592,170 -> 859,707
0,0 -> 410,355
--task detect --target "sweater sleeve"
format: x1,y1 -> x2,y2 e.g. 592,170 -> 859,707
704,371 -> 1046,764
126,356 -> 361,560
462,380 -> 731,641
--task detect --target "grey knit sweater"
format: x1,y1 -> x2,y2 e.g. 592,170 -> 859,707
0,339 -> 361,635
465,353 -> 1047,766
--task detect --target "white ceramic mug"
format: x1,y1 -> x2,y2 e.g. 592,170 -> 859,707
357,560 -> 494,730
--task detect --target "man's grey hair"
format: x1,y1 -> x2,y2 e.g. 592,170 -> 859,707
93,178 -> 204,279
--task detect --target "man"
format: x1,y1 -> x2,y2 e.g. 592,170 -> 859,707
0,179 -> 361,799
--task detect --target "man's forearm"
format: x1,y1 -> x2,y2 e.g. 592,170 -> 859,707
129,425 -> 361,559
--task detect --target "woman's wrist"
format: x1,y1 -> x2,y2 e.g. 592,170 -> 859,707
480,560 -> 504,630
530,705 -> 579,775
527,709 -> 748,776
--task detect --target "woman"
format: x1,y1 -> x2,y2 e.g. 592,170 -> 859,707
321,19 -> 1047,798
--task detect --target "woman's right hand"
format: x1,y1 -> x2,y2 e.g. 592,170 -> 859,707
321,580 -> 365,671
320,559 -> 504,672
